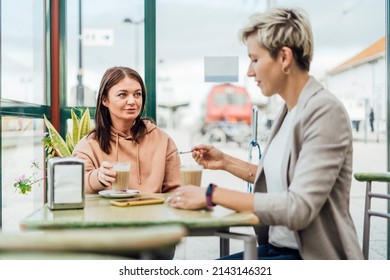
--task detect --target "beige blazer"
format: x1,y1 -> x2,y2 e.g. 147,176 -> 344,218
253,76 -> 363,259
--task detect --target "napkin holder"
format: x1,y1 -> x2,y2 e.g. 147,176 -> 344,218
47,157 -> 85,210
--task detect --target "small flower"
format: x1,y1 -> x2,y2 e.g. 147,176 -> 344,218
13,162 -> 44,195
16,174 -> 26,183
13,176 -> 32,195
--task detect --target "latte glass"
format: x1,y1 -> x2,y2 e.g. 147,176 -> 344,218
110,162 -> 131,192
180,164 -> 203,186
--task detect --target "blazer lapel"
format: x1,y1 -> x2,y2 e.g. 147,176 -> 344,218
253,76 -> 324,188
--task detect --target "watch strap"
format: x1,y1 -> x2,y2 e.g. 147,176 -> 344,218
206,183 -> 217,208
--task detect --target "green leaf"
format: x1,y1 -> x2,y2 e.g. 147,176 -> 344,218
71,109 -> 80,145
42,109 -> 92,158
66,131 -> 75,153
15,109 -> 94,196
43,114 -> 72,157
78,108 -> 91,140
13,180 -> 32,195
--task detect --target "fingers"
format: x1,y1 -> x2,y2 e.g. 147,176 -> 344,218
97,162 -> 116,186
167,191 -> 185,209
101,161 -> 113,169
191,144 -> 206,150
191,146 -> 212,165
172,193 -> 183,204
168,186 -> 207,210
191,144 -> 213,153
97,168 -> 112,186
192,150 -> 204,164
168,187 -> 185,207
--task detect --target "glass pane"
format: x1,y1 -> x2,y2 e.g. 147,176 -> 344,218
65,0 -> 144,107
156,0 -> 269,156
1,117 -> 45,232
1,0 -> 45,104
277,0 -> 386,142
156,0 -> 386,147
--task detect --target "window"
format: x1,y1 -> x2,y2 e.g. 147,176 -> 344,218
65,0 -> 145,107
1,0 -> 47,231
1,0 -> 45,104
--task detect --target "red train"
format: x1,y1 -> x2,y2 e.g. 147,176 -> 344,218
204,83 -> 252,125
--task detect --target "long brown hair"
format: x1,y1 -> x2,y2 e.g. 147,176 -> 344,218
91,66 -> 150,154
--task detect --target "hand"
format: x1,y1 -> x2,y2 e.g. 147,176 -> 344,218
168,185 -> 207,210
97,161 -> 116,187
191,144 -> 225,170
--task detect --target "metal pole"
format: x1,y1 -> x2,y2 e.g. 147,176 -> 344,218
386,0 -> 390,260
216,231 -> 258,260
144,0 -> 156,121
123,18 -> 144,71
247,106 -> 261,193
135,23 -> 140,70
364,98 -> 368,143
76,0 -> 84,106
251,106 -> 258,143
0,0 -> 2,229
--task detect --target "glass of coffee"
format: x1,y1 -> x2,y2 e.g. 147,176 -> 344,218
110,162 -> 131,193
180,164 -> 203,186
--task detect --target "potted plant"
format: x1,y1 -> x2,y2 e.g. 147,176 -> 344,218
13,108 -> 93,194
43,108 -> 92,157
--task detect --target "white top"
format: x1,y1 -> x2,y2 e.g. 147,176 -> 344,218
263,107 -> 298,249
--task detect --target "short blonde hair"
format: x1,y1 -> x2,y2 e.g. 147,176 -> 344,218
240,7 -> 313,71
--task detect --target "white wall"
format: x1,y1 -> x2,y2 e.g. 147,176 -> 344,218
326,56 -> 386,131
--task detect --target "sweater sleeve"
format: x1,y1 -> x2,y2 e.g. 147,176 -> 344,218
72,137 -> 107,194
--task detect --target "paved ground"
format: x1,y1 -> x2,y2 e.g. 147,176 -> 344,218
1,126 -> 388,260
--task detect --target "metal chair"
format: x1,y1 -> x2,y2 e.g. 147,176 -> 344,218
354,172 -> 390,259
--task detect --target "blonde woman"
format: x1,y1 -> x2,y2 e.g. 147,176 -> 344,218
169,7 -> 363,260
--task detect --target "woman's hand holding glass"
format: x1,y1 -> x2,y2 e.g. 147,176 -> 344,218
97,161 -> 116,187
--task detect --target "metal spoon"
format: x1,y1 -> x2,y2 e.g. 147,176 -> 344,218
179,150 -> 193,155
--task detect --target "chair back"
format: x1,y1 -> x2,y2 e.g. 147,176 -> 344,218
354,172 -> 390,259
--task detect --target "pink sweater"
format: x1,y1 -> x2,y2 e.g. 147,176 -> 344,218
72,120 -> 181,194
